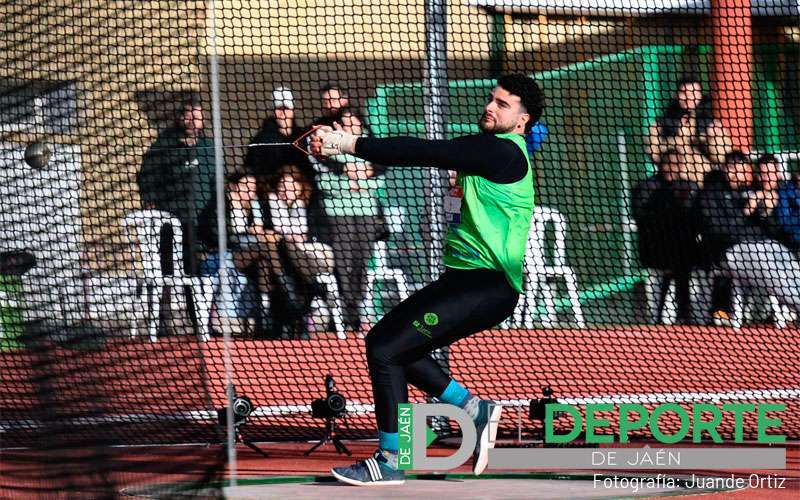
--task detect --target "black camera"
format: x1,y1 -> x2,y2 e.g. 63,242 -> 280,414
529,386 -> 563,421
218,395 -> 254,426
311,374 -> 347,419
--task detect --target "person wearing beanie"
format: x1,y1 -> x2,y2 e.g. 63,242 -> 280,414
244,86 -> 309,178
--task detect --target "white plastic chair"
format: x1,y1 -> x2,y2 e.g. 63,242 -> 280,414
507,206 -> 585,329
644,269 -> 678,324
316,272 -> 347,339
648,268 -> 790,328
361,206 -> 410,328
709,270 -> 789,329
123,210 -> 214,342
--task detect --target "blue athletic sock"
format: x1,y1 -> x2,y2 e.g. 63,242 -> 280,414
438,379 -> 471,408
379,430 -> 399,452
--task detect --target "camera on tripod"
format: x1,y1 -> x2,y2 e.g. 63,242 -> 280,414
215,392 -> 268,457
217,395 -> 254,427
305,374 -> 350,456
311,374 -> 347,420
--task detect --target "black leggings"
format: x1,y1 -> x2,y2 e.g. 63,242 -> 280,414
365,267 -> 519,433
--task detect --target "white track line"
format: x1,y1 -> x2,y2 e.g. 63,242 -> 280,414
2,389 -> 798,432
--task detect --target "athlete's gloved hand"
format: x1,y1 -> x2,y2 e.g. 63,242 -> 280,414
311,122 -> 359,158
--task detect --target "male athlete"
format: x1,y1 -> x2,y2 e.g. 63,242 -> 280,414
310,74 -> 544,486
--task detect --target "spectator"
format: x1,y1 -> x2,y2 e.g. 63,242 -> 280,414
263,164 -> 335,285
632,149 -> 699,323
138,96 -> 217,275
311,83 -> 372,140
313,84 -> 351,127
693,151 -> 759,269
244,87 -> 308,178
196,175 -> 262,336
306,83 -> 380,190
646,77 -> 732,187
229,165 -> 334,338
695,151 -> 800,320
776,168 -> 800,252
318,155 -> 387,333
746,154 -> 795,248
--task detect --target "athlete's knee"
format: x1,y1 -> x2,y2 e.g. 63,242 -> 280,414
365,328 -> 397,366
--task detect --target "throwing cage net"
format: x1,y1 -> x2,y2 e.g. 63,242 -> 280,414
1,0 -> 799,495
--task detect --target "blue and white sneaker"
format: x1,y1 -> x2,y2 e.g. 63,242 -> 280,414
472,400 -> 502,475
331,450 -> 406,486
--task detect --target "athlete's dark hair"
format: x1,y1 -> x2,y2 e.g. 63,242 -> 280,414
497,74 -> 545,133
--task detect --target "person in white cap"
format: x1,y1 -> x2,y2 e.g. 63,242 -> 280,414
245,86 -> 309,178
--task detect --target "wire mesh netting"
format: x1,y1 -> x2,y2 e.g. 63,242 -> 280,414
1,0 -> 800,495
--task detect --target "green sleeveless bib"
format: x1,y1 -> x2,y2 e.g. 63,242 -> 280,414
442,133 -> 534,293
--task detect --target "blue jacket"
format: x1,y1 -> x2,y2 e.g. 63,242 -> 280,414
776,180 -> 800,249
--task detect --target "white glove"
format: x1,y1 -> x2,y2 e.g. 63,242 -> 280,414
315,123 -> 358,157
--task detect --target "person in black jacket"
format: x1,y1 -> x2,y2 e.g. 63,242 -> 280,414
244,87 -> 309,177
632,149 -> 699,323
693,151 -> 761,268
694,151 -> 800,320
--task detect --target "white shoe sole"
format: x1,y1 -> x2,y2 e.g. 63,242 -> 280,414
473,404 -> 502,476
331,468 -> 405,486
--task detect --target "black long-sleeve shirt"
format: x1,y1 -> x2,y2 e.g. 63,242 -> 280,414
631,173 -> 699,270
355,134 -> 528,184
693,170 -> 768,267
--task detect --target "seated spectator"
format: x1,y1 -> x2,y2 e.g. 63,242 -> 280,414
693,151 -> 759,268
745,154 -> 795,248
318,155 -> 387,333
262,164 -> 335,285
196,176 -> 260,336
232,165 -> 335,338
196,174 -> 278,337
646,77 -> 732,187
245,87 -> 309,178
632,149 -> 700,323
138,96 -> 218,335
694,152 -> 800,320
776,169 -> 800,252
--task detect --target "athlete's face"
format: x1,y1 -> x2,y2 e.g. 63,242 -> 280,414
479,86 -> 530,134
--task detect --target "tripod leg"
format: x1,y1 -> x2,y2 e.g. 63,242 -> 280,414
243,440 -> 269,458
332,436 -> 351,456
304,437 -> 327,456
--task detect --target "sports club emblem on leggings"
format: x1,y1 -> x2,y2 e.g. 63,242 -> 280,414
412,312 -> 439,338
424,312 -> 439,326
